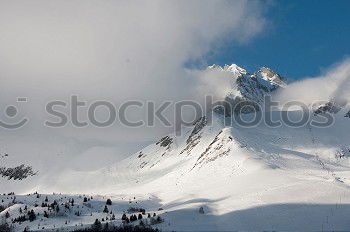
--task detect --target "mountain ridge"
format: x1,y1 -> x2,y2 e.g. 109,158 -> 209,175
2,64 -> 350,231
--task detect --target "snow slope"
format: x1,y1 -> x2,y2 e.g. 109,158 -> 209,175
1,65 -> 350,231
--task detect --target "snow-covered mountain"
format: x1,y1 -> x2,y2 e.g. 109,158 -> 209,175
210,64 -> 286,101
1,64 -> 350,231
208,64 -> 287,115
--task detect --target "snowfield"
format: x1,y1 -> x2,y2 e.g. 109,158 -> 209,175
1,65 -> 350,231
2,111 -> 350,231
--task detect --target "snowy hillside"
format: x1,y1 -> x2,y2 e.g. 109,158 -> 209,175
1,65 -> 350,231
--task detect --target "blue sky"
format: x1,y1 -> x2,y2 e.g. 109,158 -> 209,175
207,0 -> 350,80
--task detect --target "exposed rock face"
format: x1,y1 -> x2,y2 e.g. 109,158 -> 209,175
180,117 -> 207,155
209,64 -> 286,115
186,117 -> 207,144
345,110 -> 350,118
156,136 -> 173,147
214,96 -> 260,116
258,67 -> 286,87
0,164 -> 36,180
314,99 -> 347,116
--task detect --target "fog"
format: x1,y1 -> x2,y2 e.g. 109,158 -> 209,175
0,1 -> 267,159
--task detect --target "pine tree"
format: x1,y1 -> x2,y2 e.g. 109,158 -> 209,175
5,211 -> 10,218
103,205 -> 109,213
138,214 -> 143,220
83,197 -> 88,202
139,220 -> 145,227
156,216 -> 163,223
104,222 -> 109,230
45,196 -> 48,202
92,219 -> 102,231
106,199 -> 112,205
28,209 -> 36,221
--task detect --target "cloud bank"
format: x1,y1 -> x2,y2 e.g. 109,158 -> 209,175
0,0 -> 267,145
275,58 -> 350,107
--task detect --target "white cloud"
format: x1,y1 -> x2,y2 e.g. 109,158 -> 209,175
275,58 -> 350,107
0,1 -> 267,154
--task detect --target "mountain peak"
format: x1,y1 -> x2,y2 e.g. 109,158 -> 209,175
208,63 -> 247,75
208,64 -> 286,86
256,67 -> 286,87
223,64 -> 247,75
208,64 -> 287,110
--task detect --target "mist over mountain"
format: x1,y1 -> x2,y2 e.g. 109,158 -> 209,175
1,1 -> 350,231
2,63 -> 350,231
